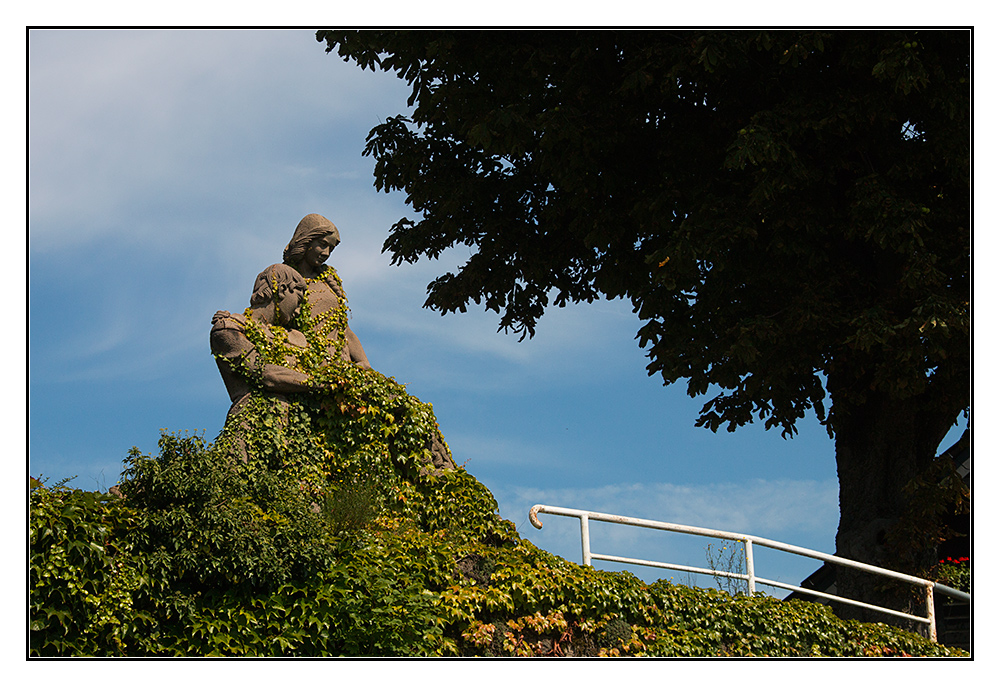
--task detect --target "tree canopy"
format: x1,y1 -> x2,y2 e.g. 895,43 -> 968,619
317,30 -> 970,603
318,30 -> 968,443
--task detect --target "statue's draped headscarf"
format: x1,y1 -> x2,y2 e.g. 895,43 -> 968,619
283,213 -> 340,266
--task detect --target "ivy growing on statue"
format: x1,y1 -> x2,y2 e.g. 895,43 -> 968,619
29,212 -> 968,656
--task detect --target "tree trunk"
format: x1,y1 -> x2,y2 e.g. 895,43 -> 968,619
830,388 -> 952,632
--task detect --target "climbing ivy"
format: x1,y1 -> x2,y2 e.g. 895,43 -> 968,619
29,478 -> 149,655
28,265 -> 968,657
239,265 -> 350,387
30,439 -> 968,656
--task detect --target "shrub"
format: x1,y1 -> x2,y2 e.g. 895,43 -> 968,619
29,478 -> 147,655
30,422 -> 968,656
28,285 -> 968,656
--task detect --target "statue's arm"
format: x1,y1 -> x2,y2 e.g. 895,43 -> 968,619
345,324 -> 372,370
258,359 -> 312,393
212,325 -> 312,393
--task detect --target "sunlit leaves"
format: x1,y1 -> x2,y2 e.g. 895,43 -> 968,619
30,437 -> 964,656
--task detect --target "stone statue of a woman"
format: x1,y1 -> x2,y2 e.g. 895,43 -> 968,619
283,213 -> 371,370
210,263 -> 313,419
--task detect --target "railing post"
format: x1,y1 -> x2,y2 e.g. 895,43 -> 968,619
580,514 -> 592,567
926,582 -> 937,643
744,539 -> 756,595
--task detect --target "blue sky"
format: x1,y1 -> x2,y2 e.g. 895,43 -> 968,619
27,28 -> 970,598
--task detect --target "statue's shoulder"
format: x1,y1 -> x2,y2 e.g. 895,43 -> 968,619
210,311 -> 251,357
316,266 -> 345,295
211,310 -> 247,333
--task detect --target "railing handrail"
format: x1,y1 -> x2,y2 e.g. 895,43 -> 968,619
529,504 -> 970,642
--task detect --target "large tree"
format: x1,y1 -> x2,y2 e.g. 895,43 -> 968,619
317,30 -> 970,616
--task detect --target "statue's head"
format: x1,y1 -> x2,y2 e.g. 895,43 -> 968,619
249,263 -> 307,327
283,213 -> 341,270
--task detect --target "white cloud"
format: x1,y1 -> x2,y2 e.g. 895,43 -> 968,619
28,29 -> 412,249
28,26 -> 652,400
36,300 -> 209,385
354,272 -> 645,381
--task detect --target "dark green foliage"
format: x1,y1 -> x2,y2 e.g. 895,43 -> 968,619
155,537 -> 447,656
315,30 -> 969,439
637,581 -> 957,657
29,478 -> 147,655
932,557 -> 970,594
29,420 -> 966,655
316,29 -> 971,604
27,353 -> 967,656
119,431 -> 338,597
320,474 -> 380,533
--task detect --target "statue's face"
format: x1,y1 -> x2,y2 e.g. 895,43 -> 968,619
304,235 -> 338,270
275,280 -> 306,327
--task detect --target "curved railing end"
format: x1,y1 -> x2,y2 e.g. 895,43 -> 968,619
529,505 -> 544,529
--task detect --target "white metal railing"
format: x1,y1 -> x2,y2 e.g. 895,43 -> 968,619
529,504 -> 971,643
